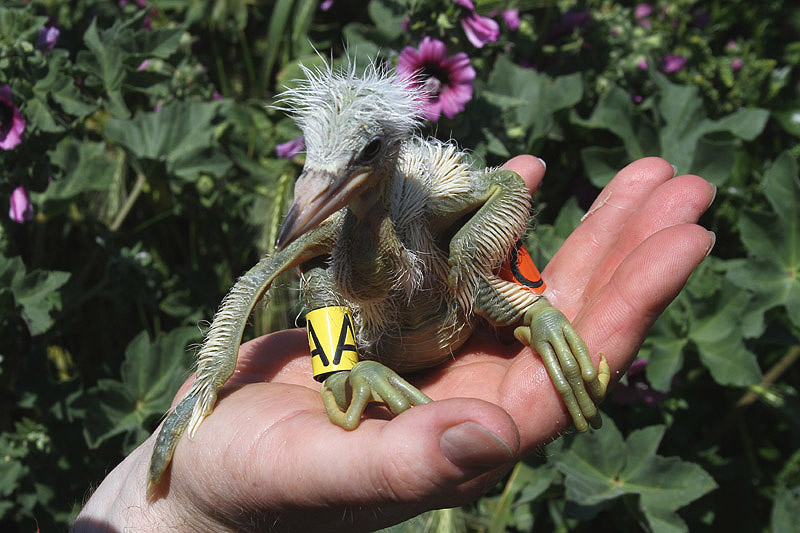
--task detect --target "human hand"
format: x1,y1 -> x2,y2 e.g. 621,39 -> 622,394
73,156 -> 715,533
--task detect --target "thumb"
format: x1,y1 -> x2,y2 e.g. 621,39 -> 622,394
363,398 -> 521,508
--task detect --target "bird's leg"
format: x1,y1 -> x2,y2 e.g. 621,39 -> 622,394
148,221 -> 338,490
321,362 -> 432,430
513,298 -> 610,432
300,265 -> 431,430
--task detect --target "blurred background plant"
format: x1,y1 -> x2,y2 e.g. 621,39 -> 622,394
1,0 -> 798,531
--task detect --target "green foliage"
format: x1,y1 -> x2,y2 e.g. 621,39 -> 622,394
549,421 -> 717,532
0,0 -> 798,530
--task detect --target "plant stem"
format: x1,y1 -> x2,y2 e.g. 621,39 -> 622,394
111,172 -> 146,232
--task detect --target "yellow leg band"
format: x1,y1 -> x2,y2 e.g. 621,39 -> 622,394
306,306 -> 359,381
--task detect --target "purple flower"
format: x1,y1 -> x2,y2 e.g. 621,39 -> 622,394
276,136 -> 305,159
732,58 -> 743,71
136,60 -> 149,71
502,9 -> 520,31
634,3 -> 652,19
611,359 -> 669,406
632,94 -> 643,104
461,11 -> 499,48
9,186 -> 33,223
637,59 -> 649,70
0,85 -> 25,151
397,37 -> 476,122
212,91 -> 223,100
661,54 -> 687,73
36,23 -> 60,51
320,0 -> 334,11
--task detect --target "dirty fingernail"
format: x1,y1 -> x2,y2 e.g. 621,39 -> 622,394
441,422 -> 514,469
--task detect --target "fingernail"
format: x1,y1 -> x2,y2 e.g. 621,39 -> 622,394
670,163 -> 678,177
707,183 -> 717,209
537,157 -> 547,171
705,231 -> 716,257
441,422 -> 514,469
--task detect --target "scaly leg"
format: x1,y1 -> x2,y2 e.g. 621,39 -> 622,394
148,222 -> 339,490
513,299 -> 610,432
321,361 -> 432,430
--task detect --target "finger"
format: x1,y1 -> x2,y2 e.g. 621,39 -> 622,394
502,155 -> 546,195
578,174 -> 715,305
544,157 -> 676,308
575,224 -> 714,374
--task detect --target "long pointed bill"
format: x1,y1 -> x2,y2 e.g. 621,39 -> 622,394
275,167 -> 370,250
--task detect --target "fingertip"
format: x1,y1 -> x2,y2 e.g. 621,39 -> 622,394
502,155 -> 546,193
378,398 -> 520,483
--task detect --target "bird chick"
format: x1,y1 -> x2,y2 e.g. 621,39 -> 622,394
148,58 -> 609,490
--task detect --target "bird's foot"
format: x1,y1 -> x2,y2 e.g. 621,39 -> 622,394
321,361 -> 432,430
514,299 -> 610,432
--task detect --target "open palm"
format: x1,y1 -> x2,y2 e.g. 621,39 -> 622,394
74,156 -> 714,533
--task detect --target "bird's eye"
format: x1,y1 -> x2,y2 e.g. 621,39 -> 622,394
357,137 -> 383,163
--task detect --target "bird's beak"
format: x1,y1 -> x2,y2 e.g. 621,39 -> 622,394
275,166 -> 370,250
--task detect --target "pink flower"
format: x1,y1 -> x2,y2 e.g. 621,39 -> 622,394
320,0 -> 334,10
136,60 -> 149,71
732,58 -> 743,71
9,186 -> 33,223
276,136 -> 305,158
502,9 -> 520,31
461,11 -> 499,48
0,85 -> 25,151
36,23 -> 60,51
397,37 -> 476,122
637,59 -> 649,70
661,54 -> 687,73
635,3 -> 652,19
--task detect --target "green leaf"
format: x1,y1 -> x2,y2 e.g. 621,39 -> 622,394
83,327 -> 200,449
123,27 -> 184,59
688,277 -> 763,386
484,56 -> 582,142
4,262 -> 71,336
14,271 -> 70,335
773,104 -> 800,138
729,152 -> 800,329
105,100 -> 231,179
643,330 -> 687,392
81,17 -> 126,96
572,85 -> 644,159
580,146 -> 629,188
0,6 -> 47,46
45,139 -> 116,200
551,420 -> 717,533
33,52 -> 97,119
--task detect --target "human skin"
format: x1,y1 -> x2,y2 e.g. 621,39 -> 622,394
73,156 -> 715,532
